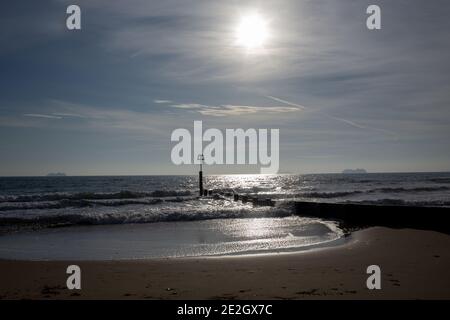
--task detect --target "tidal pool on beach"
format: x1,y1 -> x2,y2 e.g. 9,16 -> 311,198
0,216 -> 344,260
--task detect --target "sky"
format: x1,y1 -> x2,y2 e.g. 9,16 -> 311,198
0,0 -> 449,176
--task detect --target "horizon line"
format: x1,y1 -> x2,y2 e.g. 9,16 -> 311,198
1,170 -> 450,178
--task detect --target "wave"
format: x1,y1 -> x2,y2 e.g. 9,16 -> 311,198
427,178 -> 450,184
296,186 -> 450,199
0,202 -> 295,229
0,190 -> 192,203
229,185 -> 450,200
347,179 -> 375,183
300,191 -> 363,198
1,185 -> 448,211
1,183 -> 448,205
0,198 -> 172,211
371,186 -> 450,193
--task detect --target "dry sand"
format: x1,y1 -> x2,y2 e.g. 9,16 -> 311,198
0,227 -> 449,300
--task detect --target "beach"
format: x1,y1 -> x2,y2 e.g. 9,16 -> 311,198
1,227 -> 449,300
2,0 -> 450,306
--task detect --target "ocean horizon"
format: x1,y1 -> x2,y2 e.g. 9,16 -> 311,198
2,170 -> 450,177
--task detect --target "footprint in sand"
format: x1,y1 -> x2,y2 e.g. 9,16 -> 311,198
41,285 -> 65,295
295,288 -> 318,295
344,290 -> 357,294
389,279 -> 401,286
211,294 -> 237,300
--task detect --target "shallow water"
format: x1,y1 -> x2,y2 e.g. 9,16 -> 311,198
0,216 -> 343,260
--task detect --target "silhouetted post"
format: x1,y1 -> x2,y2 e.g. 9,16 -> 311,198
197,154 -> 204,196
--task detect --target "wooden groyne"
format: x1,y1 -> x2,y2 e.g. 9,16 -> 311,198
200,175 -> 450,233
232,193 -> 275,207
226,191 -> 450,234
293,201 -> 450,234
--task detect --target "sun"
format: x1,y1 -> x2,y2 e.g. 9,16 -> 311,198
235,13 -> 270,51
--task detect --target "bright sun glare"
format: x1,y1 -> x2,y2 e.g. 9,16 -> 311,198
235,13 -> 269,51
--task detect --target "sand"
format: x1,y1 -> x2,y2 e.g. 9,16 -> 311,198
0,227 -> 449,300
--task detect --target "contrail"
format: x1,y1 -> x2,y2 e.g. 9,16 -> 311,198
324,114 -> 367,130
265,95 -> 397,137
265,95 -> 307,110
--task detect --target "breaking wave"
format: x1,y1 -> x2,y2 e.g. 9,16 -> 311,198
0,190 -> 192,203
296,186 -> 450,199
0,200 -> 295,230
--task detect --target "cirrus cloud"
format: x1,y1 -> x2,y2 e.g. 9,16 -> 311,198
168,102 -> 301,117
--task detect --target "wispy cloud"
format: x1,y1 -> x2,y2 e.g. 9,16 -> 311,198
47,101 -> 174,137
23,113 -> 62,119
198,105 -> 300,117
171,103 -> 207,109
13,101 -> 175,139
169,101 -> 301,117
51,113 -> 87,118
154,100 -> 172,104
23,111 -> 89,120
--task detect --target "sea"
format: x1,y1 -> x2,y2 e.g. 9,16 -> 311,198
0,172 -> 449,260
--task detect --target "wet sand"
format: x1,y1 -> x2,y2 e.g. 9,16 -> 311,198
0,227 -> 449,300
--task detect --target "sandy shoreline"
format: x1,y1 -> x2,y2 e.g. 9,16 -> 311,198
0,227 -> 449,300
